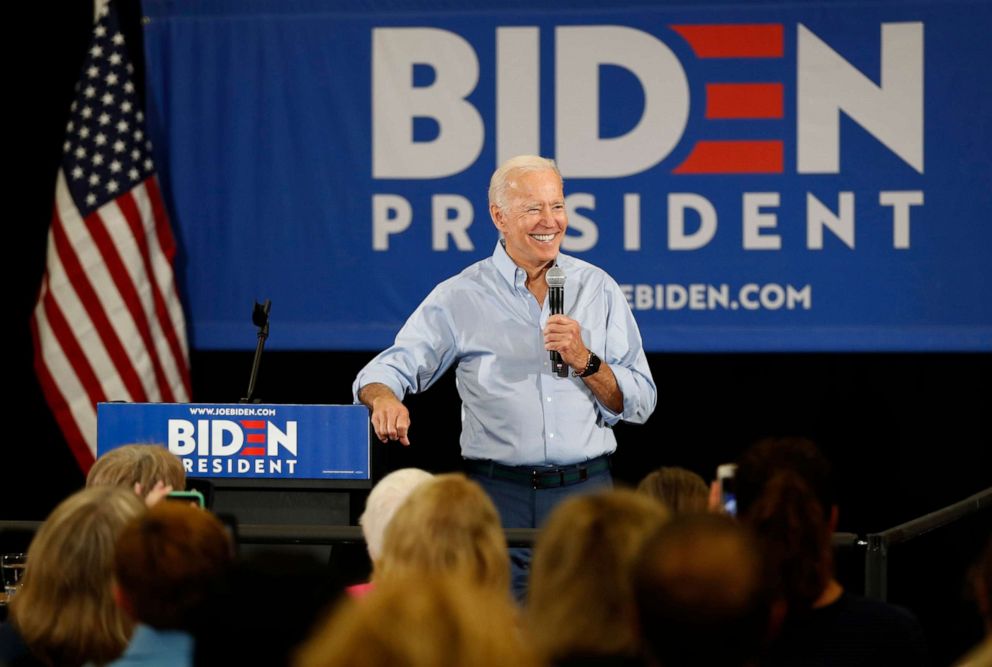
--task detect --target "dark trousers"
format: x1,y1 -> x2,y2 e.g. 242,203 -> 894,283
471,468 -> 613,600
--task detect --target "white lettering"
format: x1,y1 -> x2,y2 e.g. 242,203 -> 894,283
496,27 -> 540,164
555,26 -> 689,177
668,193 -> 717,250
563,193 -> 598,252
372,28 -> 484,178
372,194 -> 413,250
807,192 -> 855,249
879,190 -> 924,249
743,193 -> 781,250
431,194 -> 474,251
798,23 -> 924,174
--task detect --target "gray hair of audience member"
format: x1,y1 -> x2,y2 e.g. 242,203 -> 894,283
633,513 -> 773,667
295,573 -> 538,667
636,466 -> 710,514
359,468 -> 434,562
527,489 -> 670,662
87,443 -> 186,497
488,155 -> 561,211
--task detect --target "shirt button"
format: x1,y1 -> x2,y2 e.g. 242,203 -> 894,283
546,396 -> 552,402
549,433 -> 555,438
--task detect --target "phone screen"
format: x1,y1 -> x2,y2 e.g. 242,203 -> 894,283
717,464 -> 737,517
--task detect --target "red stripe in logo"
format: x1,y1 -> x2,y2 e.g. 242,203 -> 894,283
705,83 -> 784,119
672,24 -> 783,59
673,141 -> 784,174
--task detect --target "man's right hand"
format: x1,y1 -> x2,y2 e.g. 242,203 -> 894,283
358,383 -> 412,446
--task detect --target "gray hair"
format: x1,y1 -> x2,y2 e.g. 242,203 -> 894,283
359,468 -> 434,562
488,155 -> 561,211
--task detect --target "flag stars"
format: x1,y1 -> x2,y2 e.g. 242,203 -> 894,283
143,158 -> 153,171
90,45 -> 103,58
63,140 -> 72,152
89,173 -> 101,186
128,167 -> 140,181
86,192 -> 97,206
134,129 -> 143,142
71,166 -> 84,180
126,63 -> 134,74
67,121 -> 74,132
114,140 -> 126,153
94,133 -> 107,146
95,25 -> 107,37
79,127 -> 90,139
121,101 -> 132,113
110,160 -> 122,173
124,81 -> 135,94
131,148 -> 141,160
74,146 -> 86,159
92,153 -> 104,166
109,52 -> 122,66
106,180 -> 119,194
105,72 -> 118,86
113,32 -> 125,46
87,66 -> 99,79
99,112 -> 111,126
84,86 -> 96,98
101,92 -> 114,106
81,106 -> 92,119
135,111 -> 144,122
116,120 -> 129,133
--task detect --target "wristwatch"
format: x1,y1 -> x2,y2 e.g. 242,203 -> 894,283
572,351 -> 602,378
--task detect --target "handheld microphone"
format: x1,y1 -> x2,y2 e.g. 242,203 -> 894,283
546,266 -> 569,378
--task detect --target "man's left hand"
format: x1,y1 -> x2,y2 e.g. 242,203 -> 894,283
543,315 -> 589,372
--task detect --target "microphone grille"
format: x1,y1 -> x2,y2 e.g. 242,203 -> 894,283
546,266 -> 566,288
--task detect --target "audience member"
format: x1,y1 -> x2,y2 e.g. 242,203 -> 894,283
954,534 -> 992,666
107,502 -> 234,667
0,487 -> 145,667
636,466 -> 709,514
351,468 -> 433,596
633,514 -> 773,667
374,474 -> 510,593
294,573 -> 537,667
191,550 -> 343,667
736,437 -> 927,666
87,444 -> 186,504
527,489 -> 669,666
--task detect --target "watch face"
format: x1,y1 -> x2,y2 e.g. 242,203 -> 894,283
585,353 -> 602,376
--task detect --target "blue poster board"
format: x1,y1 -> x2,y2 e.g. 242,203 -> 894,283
97,403 -> 370,481
142,0 -> 992,351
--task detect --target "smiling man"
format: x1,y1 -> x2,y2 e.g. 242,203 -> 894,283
353,155 -> 656,596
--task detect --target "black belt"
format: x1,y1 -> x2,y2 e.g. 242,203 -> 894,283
465,455 -> 611,490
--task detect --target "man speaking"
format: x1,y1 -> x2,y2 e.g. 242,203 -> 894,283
353,155 -> 656,593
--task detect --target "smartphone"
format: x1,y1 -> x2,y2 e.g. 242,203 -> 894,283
165,489 -> 206,508
717,463 -> 737,516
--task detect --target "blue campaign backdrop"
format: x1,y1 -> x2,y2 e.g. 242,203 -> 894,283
141,0 -> 991,352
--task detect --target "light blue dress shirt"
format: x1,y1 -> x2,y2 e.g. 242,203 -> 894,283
353,241 -> 656,466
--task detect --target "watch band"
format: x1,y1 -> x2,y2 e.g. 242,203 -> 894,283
572,351 -> 602,378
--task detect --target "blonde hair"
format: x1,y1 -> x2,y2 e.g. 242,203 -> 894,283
488,155 -> 561,211
527,489 -> 670,662
295,574 -> 536,667
87,444 -> 186,497
375,474 -> 510,592
10,486 -> 146,666
636,466 -> 709,514
360,468 -> 434,562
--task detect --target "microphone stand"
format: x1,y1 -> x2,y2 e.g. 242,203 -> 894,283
241,300 -> 271,403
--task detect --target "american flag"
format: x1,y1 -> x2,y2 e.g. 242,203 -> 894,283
32,0 -> 191,471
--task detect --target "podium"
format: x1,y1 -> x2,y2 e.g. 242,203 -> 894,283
97,403 -> 372,530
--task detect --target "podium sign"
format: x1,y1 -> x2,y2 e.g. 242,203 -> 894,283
97,403 -> 370,481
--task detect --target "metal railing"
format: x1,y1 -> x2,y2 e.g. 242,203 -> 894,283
863,486 -> 992,600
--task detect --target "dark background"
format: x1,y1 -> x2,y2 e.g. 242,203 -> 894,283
7,3 -> 990,665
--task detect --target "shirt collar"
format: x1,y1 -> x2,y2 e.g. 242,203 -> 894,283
493,239 -> 567,291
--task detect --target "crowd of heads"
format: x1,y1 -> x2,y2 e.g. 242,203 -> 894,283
3,437 -> 987,667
